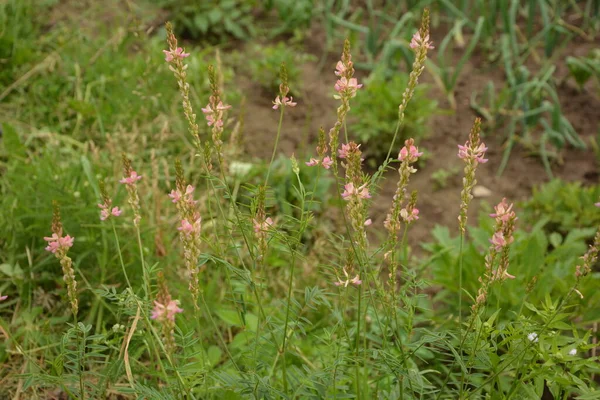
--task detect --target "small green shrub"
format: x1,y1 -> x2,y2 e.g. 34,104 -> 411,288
243,42 -> 315,95
352,68 -> 437,163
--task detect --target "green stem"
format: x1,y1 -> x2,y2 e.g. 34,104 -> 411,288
265,107 -> 285,186
135,227 -> 150,298
355,284 -> 362,400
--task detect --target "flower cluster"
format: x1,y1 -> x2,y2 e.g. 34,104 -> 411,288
334,267 -> 362,288
202,65 -> 232,168
341,142 -> 371,246
574,217 -> 600,297
273,62 -> 297,110
473,198 -> 518,311
162,47 -> 189,63
171,160 -> 203,306
328,39 -> 362,165
98,180 -> 122,221
164,22 -> 202,160
409,31 -> 435,50
396,9 -> 432,139
458,118 -> 487,233
253,186 -> 274,263
120,155 -> 143,227
151,272 -> 183,354
384,139 -> 422,236
44,202 -> 78,316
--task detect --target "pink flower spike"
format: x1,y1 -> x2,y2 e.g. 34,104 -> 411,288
174,47 -> 190,59
165,300 -> 184,320
399,139 -> 423,162
163,50 -> 174,62
100,209 -> 110,221
0,294 -> 7,301
120,171 -> 142,185
111,207 -> 122,217
306,158 -> 319,167
351,275 -> 362,286
322,156 -> 333,169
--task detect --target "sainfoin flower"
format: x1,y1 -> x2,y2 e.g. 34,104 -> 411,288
151,299 -> 183,322
490,198 -> 516,223
400,207 -> 419,223
341,182 -> 371,200
334,267 -> 362,287
119,171 -> 142,185
305,156 -> 333,170
44,233 -> 74,254
0,294 -> 7,301
272,95 -> 297,110
398,139 -> 423,162
178,217 -> 201,236
458,142 -> 488,164
253,217 -> 274,234
338,143 -> 352,159
409,31 -> 434,50
334,77 -> 363,96
163,47 -> 190,62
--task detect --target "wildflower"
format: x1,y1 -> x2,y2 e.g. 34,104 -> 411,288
0,294 -> 7,301
409,31 -> 434,50
568,348 -> 577,356
171,161 -> 203,306
163,47 -> 190,62
152,272 -> 182,354
253,217 -> 274,234
334,267 -> 362,287
165,23 -> 205,169
400,207 -> 419,223
306,158 -> 319,167
398,138 -> 423,162
121,155 -> 143,226
342,182 -> 371,200
151,299 -> 184,322
527,332 -> 539,343
596,202 -> 600,207
328,39 -> 360,161
364,218 -> 372,226
490,232 -> 507,251
44,233 -> 75,254
272,95 -> 297,110
322,156 -> 333,169
98,181 -> 122,221
338,143 -> 353,159
45,202 -> 78,316
334,61 -> 346,76
574,225 -> 600,279
334,77 -> 363,98
458,118 -> 487,233
490,198 -> 516,223
119,171 -> 142,185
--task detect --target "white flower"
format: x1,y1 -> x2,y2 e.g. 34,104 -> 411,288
527,332 -> 539,343
568,348 -> 577,356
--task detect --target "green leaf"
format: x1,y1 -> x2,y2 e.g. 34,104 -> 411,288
215,308 -> 242,326
207,345 -> 222,366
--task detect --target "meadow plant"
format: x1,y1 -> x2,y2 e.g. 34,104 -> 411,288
2,9 -> 599,399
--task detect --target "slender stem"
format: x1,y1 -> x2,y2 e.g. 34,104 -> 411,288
459,233 -> 465,327
355,284 -> 362,400
265,107 -> 285,186
135,227 -> 150,298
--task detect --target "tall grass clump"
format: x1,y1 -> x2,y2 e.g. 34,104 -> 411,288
0,8 -> 598,400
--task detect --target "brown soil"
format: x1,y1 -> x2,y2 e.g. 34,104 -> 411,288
239,24 -> 600,248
